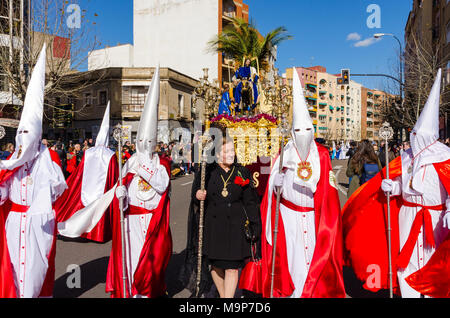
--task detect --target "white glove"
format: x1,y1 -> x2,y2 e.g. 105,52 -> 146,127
443,212 -> 450,230
115,185 -> 128,200
381,179 -> 394,193
274,173 -> 284,187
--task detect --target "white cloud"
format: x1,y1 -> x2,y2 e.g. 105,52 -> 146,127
354,37 -> 381,47
346,32 -> 362,41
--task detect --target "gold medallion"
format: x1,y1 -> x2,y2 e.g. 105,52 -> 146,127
138,178 -> 152,192
220,166 -> 235,198
222,188 -> 229,197
297,161 -> 313,181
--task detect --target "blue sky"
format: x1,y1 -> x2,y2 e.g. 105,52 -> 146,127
81,0 -> 412,91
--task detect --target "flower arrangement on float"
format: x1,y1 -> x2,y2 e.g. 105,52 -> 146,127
207,113 -> 281,166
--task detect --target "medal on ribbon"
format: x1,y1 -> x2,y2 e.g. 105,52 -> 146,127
297,161 -> 313,181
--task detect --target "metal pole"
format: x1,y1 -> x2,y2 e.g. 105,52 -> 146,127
380,122 -> 394,298
385,136 -> 393,299
270,134 -> 285,298
195,143 -> 206,298
114,125 -> 128,298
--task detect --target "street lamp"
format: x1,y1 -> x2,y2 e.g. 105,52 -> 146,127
374,33 -> 404,140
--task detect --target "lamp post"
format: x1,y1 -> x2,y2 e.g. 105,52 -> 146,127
374,33 -> 404,140
261,71 -> 292,119
193,68 -> 222,121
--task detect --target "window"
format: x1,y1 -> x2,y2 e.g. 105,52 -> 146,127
178,94 -> 185,118
122,86 -> 148,112
84,92 -> 92,106
99,90 -> 107,106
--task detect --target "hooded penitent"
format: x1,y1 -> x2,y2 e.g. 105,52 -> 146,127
408,68 -> 450,194
0,44 -> 46,170
244,67 -> 345,298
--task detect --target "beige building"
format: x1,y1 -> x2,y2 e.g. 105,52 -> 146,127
286,65 -> 399,142
286,66 -> 363,142
45,67 -> 199,144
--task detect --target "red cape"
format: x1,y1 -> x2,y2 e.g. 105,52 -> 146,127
0,152 -> 63,298
342,157 -> 450,295
54,153 -> 119,243
105,156 -> 173,298
243,143 -> 345,298
49,149 -> 62,168
404,160 -> 450,298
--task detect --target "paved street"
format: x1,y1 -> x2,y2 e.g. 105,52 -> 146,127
53,159 -> 388,298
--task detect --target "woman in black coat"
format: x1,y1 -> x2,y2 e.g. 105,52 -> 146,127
183,137 -> 261,298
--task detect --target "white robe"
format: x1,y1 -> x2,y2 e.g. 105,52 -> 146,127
265,141 -> 320,298
389,150 -> 450,298
0,147 -> 66,298
276,167 -> 316,298
122,154 -> 169,297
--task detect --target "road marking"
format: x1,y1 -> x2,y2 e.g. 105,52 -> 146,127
333,165 -> 348,196
181,181 -> 193,186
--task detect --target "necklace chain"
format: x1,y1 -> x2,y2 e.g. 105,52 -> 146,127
220,166 -> 235,187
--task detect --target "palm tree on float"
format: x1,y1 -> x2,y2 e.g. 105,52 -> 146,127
208,17 -> 293,76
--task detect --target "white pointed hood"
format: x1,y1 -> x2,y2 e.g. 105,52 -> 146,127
291,67 -> 315,160
407,68 -> 450,194
411,69 -> 441,156
82,102 -> 114,206
136,65 -> 160,157
0,44 -> 46,170
281,67 -> 320,193
95,101 -> 111,147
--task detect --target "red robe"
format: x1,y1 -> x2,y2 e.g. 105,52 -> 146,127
0,152 -> 64,298
105,156 -> 173,298
243,143 -> 345,298
0,168 -> 19,298
54,153 -> 119,243
342,157 -> 450,295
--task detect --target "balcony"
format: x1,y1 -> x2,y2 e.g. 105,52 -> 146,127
222,11 -> 236,22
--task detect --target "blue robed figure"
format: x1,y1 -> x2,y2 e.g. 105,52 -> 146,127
233,58 -> 259,112
218,87 -> 232,116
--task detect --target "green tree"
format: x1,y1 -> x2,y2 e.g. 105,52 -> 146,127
208,17 -> 292,74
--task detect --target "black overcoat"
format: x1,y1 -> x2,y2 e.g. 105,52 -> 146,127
191,163 -> 261,261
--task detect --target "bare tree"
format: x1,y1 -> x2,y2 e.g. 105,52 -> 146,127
0,0 -> 104,126
381,32 -> 450,134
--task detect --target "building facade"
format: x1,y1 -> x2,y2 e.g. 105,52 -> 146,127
45,67 -> 199,144
0,0 -> 30,142
405,0 -> 450,138
89,0 -> 250,85
286,66 -> 364,142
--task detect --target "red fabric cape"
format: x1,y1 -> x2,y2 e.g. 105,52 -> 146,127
342,157 -> 450,295
54,153 -> 118,243
0,152 -> 63,298
49,149 -> 62,168
105,156 -> 173,298
243,143 -> 345,298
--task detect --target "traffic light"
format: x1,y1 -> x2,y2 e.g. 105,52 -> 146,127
337,69 -> 350,85
342,69 -> 350,84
